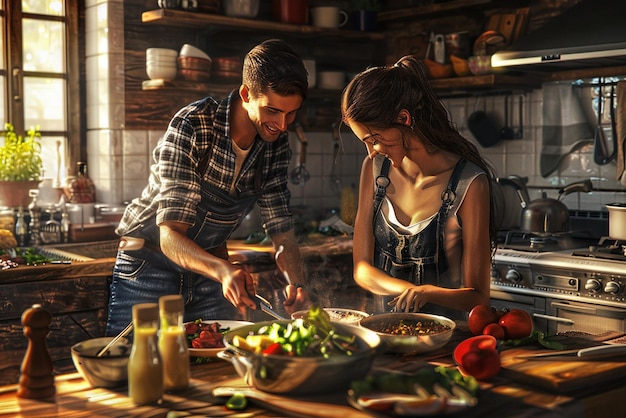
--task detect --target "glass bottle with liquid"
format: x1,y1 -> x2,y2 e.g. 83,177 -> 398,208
128,303 -> 162,404
65,162 -> 95,204
158,295 -> 190,391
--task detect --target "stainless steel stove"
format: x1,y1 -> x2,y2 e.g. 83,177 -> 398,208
490,231 -> 626,337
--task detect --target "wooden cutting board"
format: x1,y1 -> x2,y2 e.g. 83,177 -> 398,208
212,377 -> 372,418
499,346 -> 626,393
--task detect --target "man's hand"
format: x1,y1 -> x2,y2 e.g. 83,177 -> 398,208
282,284 -> 312,314
221,267 -> 257,310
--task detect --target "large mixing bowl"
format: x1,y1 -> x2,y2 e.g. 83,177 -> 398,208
217,320 -> 380,395
359,312 -> 456,354
71,337 -> 130,388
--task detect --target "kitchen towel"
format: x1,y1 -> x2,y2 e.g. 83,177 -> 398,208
540,82 -> 594,177
616,80 -> 626,185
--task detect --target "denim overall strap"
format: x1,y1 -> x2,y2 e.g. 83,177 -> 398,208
372,155 -> 391,218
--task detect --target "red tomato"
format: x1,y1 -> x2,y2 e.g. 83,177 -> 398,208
453,335 -> 497,365
482,323 -> 506,340
467,304 -> 498,335
498,308 -> 533,340
460,349 -> 501,381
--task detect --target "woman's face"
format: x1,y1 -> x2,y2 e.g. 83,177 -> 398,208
349,122 -> 406,166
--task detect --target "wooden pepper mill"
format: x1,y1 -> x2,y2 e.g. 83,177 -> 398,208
17,304 -> 55,399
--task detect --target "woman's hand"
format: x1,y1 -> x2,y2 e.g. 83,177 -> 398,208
282,284 -> 312,314
390,286 -> 427,313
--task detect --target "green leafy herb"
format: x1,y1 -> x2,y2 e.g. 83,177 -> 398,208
0,123 -> 43,182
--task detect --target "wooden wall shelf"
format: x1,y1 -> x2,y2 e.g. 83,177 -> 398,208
141,9 -> 385,41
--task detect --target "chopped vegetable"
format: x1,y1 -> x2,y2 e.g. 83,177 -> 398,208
235,305 -> 360,358
225,393 -> 248,410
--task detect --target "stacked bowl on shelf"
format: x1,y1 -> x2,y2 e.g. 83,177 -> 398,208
178,44 -> 212,82
146,48 -> 178,81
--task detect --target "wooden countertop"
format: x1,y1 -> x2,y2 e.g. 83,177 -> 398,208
3,327 -> 626,417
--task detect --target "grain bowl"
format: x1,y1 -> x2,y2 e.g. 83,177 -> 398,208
359,312 -> 455,354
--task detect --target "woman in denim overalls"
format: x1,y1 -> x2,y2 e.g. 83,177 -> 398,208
342,55 -> 499,319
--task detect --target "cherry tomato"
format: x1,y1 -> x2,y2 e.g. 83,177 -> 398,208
482,323 -> 506,340
498,308 -> 533,340
467,304 -> 498,335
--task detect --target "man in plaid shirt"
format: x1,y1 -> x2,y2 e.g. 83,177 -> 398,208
106,39 -> 311,335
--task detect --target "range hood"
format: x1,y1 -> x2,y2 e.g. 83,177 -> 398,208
491,0 -> 626,71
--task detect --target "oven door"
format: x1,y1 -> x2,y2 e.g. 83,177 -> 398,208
543,299 -> 626,336
489,289 -> 548,334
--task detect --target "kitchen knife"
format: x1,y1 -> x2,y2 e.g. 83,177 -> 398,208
514,344 -> 626,360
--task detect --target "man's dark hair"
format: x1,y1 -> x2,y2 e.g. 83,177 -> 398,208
243,39 -> 308,100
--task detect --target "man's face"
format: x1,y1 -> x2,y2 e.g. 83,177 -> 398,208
243,88 -> 303,142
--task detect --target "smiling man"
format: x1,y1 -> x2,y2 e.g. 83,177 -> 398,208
106,39 -> 311,336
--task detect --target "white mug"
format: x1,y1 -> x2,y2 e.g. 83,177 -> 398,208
310,6 -> 348,29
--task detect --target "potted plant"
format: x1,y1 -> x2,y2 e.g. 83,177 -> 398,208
0,123 -> 43,208
350,0 -> 381,31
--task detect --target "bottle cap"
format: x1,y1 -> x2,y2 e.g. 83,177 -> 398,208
159,294 -> 184,313
132,303 -> 159,322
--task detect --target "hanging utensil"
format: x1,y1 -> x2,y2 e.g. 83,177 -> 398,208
329,122 -> 341,194
514,94 -> 524,139
593,78 -> 611,165
606,83 -> 618,163
499,94 -> 514,140
290,123 -> 310,185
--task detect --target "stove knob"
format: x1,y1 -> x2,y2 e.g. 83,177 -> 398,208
490,267 -> 500,280
604,281 -> 622,295
585,279 -> 602,293
505,269 -> 522,283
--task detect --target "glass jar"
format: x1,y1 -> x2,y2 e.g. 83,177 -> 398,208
65,162 -> 95,204
128,303 -> 162,404
158,295 -> 190,391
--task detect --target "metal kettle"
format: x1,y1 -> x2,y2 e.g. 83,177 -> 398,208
500,179 -> 593,235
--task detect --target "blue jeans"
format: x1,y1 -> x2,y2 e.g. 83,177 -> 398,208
105,247 -> 239,336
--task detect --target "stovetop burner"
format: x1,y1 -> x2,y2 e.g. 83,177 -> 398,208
497,230 -> 594,252
572,237 -> 626,261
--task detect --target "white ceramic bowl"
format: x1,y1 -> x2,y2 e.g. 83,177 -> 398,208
71,337 -> 130,388
180,43 -> 211,60
146,64 -> 177,81
146,48 -> 178,59
291,308 -> 369,324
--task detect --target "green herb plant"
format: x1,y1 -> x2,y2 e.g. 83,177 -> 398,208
0,123 -> 43,181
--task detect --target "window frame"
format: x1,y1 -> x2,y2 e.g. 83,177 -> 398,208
3,0 -> 82,181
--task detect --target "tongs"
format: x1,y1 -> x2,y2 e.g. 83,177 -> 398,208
514,343 -> 626,360
255,294 -> 287,320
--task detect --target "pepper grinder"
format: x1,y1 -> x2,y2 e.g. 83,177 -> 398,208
17,304 -> 56,399
15,206 -> 28,247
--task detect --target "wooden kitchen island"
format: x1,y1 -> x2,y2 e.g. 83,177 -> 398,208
2,326 -> 626,418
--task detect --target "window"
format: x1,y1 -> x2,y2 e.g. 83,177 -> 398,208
1,0 -> 80,187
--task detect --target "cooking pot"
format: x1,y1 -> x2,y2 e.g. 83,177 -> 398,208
606,203 -> 626,240
501,179 -> 593,235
